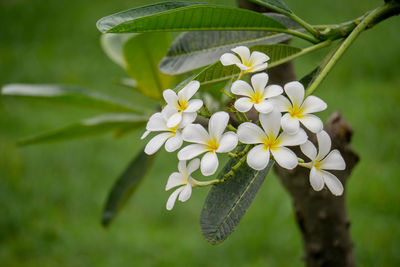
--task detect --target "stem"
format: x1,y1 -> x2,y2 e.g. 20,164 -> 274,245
268,39 -> 332,69
288,13 -> 321,38
281,28 -> 319,43
221,156 -> 247,182
305,3 -> 393,96
193,179 -> 220,187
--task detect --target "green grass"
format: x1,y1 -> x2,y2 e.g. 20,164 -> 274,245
1,0 -> 399,266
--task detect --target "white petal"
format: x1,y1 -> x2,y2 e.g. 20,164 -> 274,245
321,149 -> 346,170
178,183 -> 192,202
178,80 -> 200,100
237,122 -> 266,144
179,112 -> 197,128
300,114 -> 323,133
161,105 -> 178,119
271,147 -> 298,169
163,89 -> 178,107
166,112 -> 182,128
166,187 -> 185,210
187,158 -> 200,176
185,99 -> 203,112
316,130 -> 331,160
166,172 -> 186,191
309,167 -> 324,191
278,128 -> 307,147
220,53 -> 241,66
144,132 -> 171,155
232,46 -> 250,63
322,171 -> 344,196
178,160 -> 187,174
146,112 -> 168,131
234,97 -> 253,112
249,51 -> 269,65
254,100 -> 274,114
300,140 -> 317,160
246,144 -> 270,170
141,130 -> 150,139
201,152 -> 219,176
264,85 -> 283,98
165,133 -> 183,152
250,72 -> 268,94
249,63 -> 268,73
236,63 -> 251,71
302,95 -> 327,114
284,81 -> 305,107
182,124 -> 209,144
281,113 -> 300,134
217,132 -> 238,153
209,111 -> 229,141
231,80 -> 253,97
178,144 -> 207,160
260,109 -> 281,138
269,95 -> 291,112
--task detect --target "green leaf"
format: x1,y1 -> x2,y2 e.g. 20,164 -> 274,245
200,157 -> 274,245
1,84 -> 139,113
18,113 -> 147,146
101,33 -> 136,68
123,33 -> 178,100
102,150 -> 155,227
250,0 -> 292,15
97,2 -> 286,33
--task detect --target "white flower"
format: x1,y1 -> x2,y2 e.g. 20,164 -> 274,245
141,106 -> 196,155
178,111 -> 238,176
220,46 -> 269,74
163,81 -> 203,128
271,81 -> 327,134
237,110 -> 307,170
300,130 -> 346,196
165,159 -> 200,210
231,72 -> 283,113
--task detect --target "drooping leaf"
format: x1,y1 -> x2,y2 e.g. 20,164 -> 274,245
101,33 -> 136,68
97,2 -> 286,34
123,33 -> 178,100
200,156 -> 274,245
1,84 -> 140,113
102,150 -> 155,227
18,113 -> 147,146
250,0 -> 292,14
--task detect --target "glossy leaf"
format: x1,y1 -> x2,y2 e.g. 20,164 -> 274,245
18,113 -> 147,146
102,150 -> 155,227
123,33 -> 178,100
250,0 -> 292,14
1,84 -> 139,113
101,33 -> 136,68
97,2 -> 286,33
200,156 -> 274,245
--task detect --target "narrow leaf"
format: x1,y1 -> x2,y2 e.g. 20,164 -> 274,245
200,157 -> 274,245
97,2 -> 286,33
18,113 -> 147,146
250,0 -> 292,14
102,150 -> 155,227
2,84 -> 139,113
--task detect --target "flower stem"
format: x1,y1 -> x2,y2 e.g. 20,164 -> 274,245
288,13 -> 321,39
193,179 -> 220,187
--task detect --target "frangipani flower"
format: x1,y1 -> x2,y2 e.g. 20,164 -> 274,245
271,81 -> 327,134
220,46 -> 269,74
142,106 -> 196,155
178,111 -> 238,176
231,73 -> 283,113
163,80 -> 203,128
300,131 -> 346,196
165,159 -> 200,210
237,110 -> 307,170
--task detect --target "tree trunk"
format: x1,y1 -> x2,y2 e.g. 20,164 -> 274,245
237,1 -> 359,266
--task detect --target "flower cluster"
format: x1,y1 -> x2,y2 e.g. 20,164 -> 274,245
142,45 -> 347,210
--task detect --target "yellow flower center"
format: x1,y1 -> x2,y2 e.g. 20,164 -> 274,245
289,105 -> 304,118
314,160 -> 322,170
250,91 -> 263,104
176,99 -> 188,111
206,137 -> 219,152
168,125 -> 179,136
262,135 -> 280,151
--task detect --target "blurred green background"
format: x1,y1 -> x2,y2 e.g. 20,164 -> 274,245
1,0 -> 399,266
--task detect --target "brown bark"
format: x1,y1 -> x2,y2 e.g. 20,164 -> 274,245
237,1 -> 359,266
